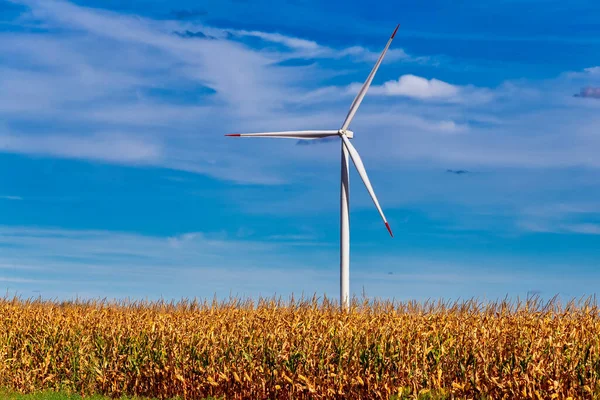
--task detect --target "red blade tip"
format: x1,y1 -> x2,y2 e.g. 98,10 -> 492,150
385,222 -> 394,237
391,24 -> 400,39
225,134 -> 241,137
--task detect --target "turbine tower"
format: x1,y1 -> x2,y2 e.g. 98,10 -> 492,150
227,25 -> 399,309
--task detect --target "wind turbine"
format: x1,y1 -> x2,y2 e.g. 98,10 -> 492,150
226,25 -> 399,309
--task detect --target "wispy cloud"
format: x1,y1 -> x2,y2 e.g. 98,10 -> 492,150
564,224 -> 600,235
0,195 -> 23,201
519,221 -> 600,235
1,0 -> 600,304
564,66 -> 600,79
585,67 -> 600,75
0,225 -> 336,299
1,0 -> 600,192
517,201 -> 600,236
0,277 -> 54,284
522,203 -> 600,218
0,132 -> 161,164
230,29 -> 413,63
2,225 -> 595,301
234,30 -> 321,51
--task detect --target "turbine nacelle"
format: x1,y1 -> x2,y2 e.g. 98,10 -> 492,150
339,129 -> 354,139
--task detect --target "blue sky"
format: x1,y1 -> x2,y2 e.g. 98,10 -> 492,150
1,0 -> 600,302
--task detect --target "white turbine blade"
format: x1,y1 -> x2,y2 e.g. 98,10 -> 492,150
340,24 -> 399,131
341,135 -> 393,237
225,130 -> 339,139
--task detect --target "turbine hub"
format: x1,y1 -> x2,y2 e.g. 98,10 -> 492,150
339,129 -> 354,139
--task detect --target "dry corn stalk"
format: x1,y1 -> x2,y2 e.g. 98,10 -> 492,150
0,296 -> 599,399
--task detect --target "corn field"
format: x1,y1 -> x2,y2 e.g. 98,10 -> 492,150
1,296 -> 599,399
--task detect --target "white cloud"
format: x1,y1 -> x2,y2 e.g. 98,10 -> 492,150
2,225 -> 595,301
564,66 -> 600,80
0,277 -> 53,284
230,29 -> 412,63
563,223 -> 600,235
1,1 -> 599,303
234,30 -> 320,51
0,132 -> 161,164
0,0 -> 599,193
522,203 -> 600,218
518,221 -> 600,236
0,225 -> 336,300
7,0 -> 293,117
347,74 -> 494,104
436,120 -> 468,134
0,195 -> 23,201
584,66 -> 600,75
375,74 -> 460,99
517,200 -> 600,236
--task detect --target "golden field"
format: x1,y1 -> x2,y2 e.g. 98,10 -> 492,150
0,296 -> 599,399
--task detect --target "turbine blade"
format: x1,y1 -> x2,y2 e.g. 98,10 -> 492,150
225,130 -> 339,139
340,24 -> 399,131
341,135 -> 393,237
